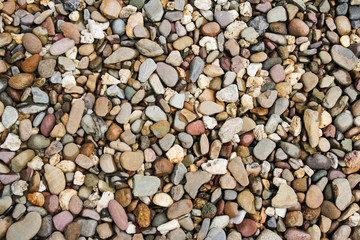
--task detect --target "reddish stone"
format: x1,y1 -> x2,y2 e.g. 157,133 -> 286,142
40,114 -> 56,137
53,211 -> 73,231
216,199 -> 224,215
323,124 -> 336,138
69,195 -> 83,215
81,209 -> 100,220
236,218 -> 257,237
284,228 -> 311,240
186,120 -> 205,136
239,132 -> 255,147
44,195 -> 59,214
6,88 -> 21,102
52,33 -> 65,43
201,22 -> 221,37
181,61 -> 190,70
220,142 -> 232,158
59,22 -> 80,44
264,39 -> 276,50
20,167 -> 32,181
220,57 -> 231,71
327,169 -> 346,180
108,199 -> 128,230
41,17 -> 55,36
240,48 -> 251,58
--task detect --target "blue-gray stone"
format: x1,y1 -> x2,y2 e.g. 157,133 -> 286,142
144,0 -> 164,22
336,3 -> 348,15
248,15 -> 269,34
205,228 -> 226,240
32,87 -> 49,104
133,174 -> 160,197
189,56 -> 204,82
111,19 -> 126,36
349,6 -> 360,20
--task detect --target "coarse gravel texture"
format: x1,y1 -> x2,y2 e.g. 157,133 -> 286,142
0,0 -> 359,240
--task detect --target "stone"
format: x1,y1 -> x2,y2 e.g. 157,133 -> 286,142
198,101 -> 224,115
271,183 -> 298,208
120,150 -> 144,171
2,106 -> 18,129
167,199 -> 193,219
133,174 -> 161,196
100,0 -> 121,19
53,211 -> 73,231
22,33 -> 42,54
139,58 -> 157,82
108,199 -> 128,230
6,212 -> 41,240
267,6 -> 287,23
45,164 -> 66,195
156,62 -> 178,87
331,45 -> 359,71
104,47 -> 139,64
144,0 -> 164,21
49,38 -> 75,56
288,19 -> 310,36
228,157 -> 249,186
184,171 -> 211,198
305,185 -> 323,209
136,39 -> 164,57
332,178 -> 352,211
218,117 -> 243,143
253,138 -> 276,160
201,159 -> 228,175
8,73 -> 33,90
66,99 -> 85,134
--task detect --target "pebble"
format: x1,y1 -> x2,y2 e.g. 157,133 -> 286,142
184,171 -> 211,198
8,73 -> 33,90
108,199 -> 128,230
2,106 -> 18,129
331,45 -> 359,71
132,174 -> 160,196
22,33 -> 42,54
156,62 -> 179,87
0,1 -> 357,239
271,183 -> 298,208
253,138 -> 276,160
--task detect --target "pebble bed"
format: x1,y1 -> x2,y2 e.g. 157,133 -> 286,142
0,0 -> 360,239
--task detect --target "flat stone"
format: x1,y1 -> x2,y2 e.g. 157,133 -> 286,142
104,47 -> 139,64
135,39 -> 164,57
45,164 -> 66,195
49,38 -> 75,56
120,150 -> 144,171
218,117 -> 243,143
156,62 -> 178,87
198,101 -> 224,115
6,212 -> 41,240
133,174 -> 161,196
332,178 -> 352,211
184,171 -> 211,198
167,199 -> 193,219
331,45 -> 359,71
138,58 -> 157,82
144,0 -> 164,21
2,106 -> 18,129
271,183 -> 298,208
253,138 -> 276,160
66,99 -> 85,134
228,157 -> 249,186
216,84 -> 239,102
